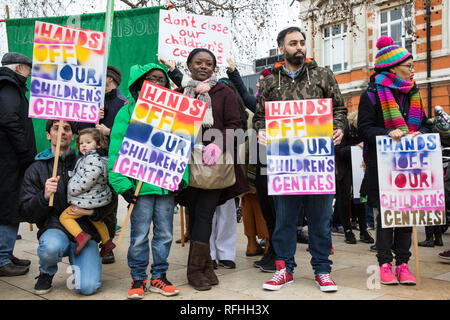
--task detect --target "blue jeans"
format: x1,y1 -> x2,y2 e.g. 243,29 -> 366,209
127,194 -> 175,280
38,228 -> 102,295
0,223 -> 19,267
273,194 -> 334,275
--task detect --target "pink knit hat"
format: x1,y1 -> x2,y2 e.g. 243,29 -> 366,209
374,36 -> 411,71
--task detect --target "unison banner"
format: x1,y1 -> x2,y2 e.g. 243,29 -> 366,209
113,81 -> 207,191
376,133 -> 446,228
29,21 -> 105,122
265,98 -> 335,195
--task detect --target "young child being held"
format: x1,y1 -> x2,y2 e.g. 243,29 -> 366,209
60,128 -> 115,257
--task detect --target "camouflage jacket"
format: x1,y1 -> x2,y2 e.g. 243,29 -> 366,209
252,60 -> 348,131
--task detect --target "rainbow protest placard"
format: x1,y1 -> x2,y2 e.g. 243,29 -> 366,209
376,133 -> 446,228
29,21 -> 105,122
265,98 -> 335,195
113,81 -> 207,191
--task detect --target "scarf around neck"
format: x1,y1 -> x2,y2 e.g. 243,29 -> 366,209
375,71 -> 422,133
182,74 -> 218,128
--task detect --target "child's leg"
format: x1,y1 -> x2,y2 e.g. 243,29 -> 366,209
59,207 -> 84,238
90,220 -> 110,244
91,220 -> 116,257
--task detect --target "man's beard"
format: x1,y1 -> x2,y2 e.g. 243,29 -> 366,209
285,50 -> 305,66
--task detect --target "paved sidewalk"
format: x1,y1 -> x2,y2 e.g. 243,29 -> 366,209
1,198 -> 449,300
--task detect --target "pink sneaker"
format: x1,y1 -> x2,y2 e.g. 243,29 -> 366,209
379,263 -> 399,285
395,263 -> 416,285
262,260 -> 293,291
315,274 -> 338,292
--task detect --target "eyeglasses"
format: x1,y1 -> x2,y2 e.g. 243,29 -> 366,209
398,63 -> 415,71
145,76 -> 167,85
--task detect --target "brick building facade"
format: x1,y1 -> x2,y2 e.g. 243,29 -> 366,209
299,0 -> 450,117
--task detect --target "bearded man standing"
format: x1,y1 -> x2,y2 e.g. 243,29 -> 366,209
253,27 -> 347,292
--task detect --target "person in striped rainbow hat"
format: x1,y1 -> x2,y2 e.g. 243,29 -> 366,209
357,35 -> 432,286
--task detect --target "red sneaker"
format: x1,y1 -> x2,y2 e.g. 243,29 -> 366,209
262,260 -> 293,291
315,273 -> 338,292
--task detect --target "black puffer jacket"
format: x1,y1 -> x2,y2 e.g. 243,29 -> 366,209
19,148 -> 115,241
0,67 -> 36,225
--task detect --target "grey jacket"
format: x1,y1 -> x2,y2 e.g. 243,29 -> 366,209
67,149 -> 112,209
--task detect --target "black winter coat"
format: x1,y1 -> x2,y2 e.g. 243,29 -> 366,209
0,67 -> 36,225
19,148 -> 115,241
357,82 -> 431,208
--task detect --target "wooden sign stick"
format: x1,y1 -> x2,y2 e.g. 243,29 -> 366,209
116,181 -> 143,246
180,206 -> 185,247
412,226 -> 422,290
49,120 -> 63,207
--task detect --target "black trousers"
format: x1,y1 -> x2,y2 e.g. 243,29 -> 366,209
336,173 -> 368,233
184,187 -> 223,243
255,164 -> 276,256
375,211 -> 412,266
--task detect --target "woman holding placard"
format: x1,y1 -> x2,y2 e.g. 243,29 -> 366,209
357,36 -> 431,286
175,48 -> 248,291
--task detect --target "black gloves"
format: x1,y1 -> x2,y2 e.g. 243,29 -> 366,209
122,188 -> 137,205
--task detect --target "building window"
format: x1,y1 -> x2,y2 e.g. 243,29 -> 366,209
323,23 -> 348,73
380,5 -> 413,53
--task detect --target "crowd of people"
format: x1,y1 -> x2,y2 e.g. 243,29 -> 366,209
0,26 -> 449,299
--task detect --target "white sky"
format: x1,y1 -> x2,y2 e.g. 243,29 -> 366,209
0,0 -> 302,68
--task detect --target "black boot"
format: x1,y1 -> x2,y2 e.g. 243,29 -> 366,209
418,226 -> 434,247
434,226 -> 443,246
344,229 -> 357,244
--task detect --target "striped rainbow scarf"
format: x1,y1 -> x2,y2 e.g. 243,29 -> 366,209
375,72 -> 422,133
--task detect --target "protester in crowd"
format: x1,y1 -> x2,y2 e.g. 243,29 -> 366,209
358,36 -> 431,286
108,63 -> 187,299
208,77 -> 252,270
210,198 -> 237,269
76,65 -> 127,264
335,111 -> 374,245
225,59 -> 278,272
20,120 -> 115,295
0,52 -> 36,277
174,48 -> 248,291
253,26 -> 347,292
108,62 -> 186,299
59,128 -> 115,257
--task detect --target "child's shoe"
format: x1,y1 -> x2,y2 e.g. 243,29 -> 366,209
74,231 -> 92,256
127,279 -> 147,299
379,263 -> 399,285
99,239 -> 116,257
150,274 -> 179,296
395,263 -> 416,285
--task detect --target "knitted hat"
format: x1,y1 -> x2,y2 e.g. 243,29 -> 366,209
374,36 -> 412,71
107,65 -> 122,85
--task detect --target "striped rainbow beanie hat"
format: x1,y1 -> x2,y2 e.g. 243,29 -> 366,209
374,36 -> 411,71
